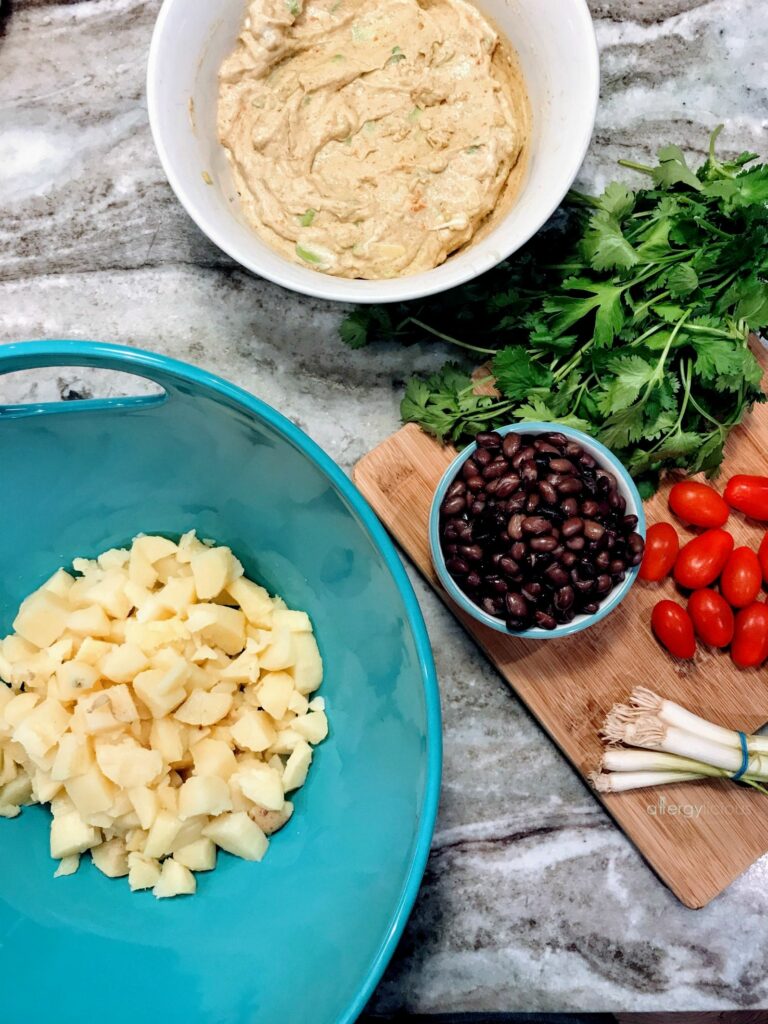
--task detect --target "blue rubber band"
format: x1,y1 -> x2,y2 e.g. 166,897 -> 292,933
732,731 -> 750,781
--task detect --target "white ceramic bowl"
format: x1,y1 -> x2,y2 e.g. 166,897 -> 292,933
147,0 -> 599,304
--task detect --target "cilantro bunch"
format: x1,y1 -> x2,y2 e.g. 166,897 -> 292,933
341,129 -> 768,494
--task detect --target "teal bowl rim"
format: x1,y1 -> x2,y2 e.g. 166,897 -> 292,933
0,339 -> 442,1024
428,422 -> 646,639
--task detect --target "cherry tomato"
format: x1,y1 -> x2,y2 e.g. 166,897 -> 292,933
724,475 -> 768,521
651,600 -> 696,659
720,546 -> 762,609
639,522 -> 680,582
674,528 -> 734,590
758,532 -> 768,585
731,602 -> 768,668
687,589 -> 735,648
668,481 -> 729,528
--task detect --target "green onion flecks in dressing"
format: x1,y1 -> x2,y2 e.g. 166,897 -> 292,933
218,0 -> 529,280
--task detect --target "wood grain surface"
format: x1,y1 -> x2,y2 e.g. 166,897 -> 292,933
354,354 -> 768,909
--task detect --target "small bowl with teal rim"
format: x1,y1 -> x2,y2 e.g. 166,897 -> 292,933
429,422 -> 646,639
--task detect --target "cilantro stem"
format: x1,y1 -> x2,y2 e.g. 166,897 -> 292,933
405,318 -> 496,356
618,158 -> 655,177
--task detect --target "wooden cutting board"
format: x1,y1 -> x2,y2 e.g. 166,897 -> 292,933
354,351 -> 768,909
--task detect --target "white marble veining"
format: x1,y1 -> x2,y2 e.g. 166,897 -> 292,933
1,0 -> 768,1013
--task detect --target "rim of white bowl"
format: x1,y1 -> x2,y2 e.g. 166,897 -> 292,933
429,423 -> 646,639
146,0 -> 600,304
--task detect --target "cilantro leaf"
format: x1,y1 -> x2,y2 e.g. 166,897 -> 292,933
492,346 -> 553,399
667,263 -> 699,296
582,211 -> 639,271
595,355 -> 656,414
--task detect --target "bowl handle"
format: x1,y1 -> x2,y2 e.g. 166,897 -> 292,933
0,340 -> 201,416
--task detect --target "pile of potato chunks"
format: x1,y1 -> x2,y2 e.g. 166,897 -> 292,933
0,532 -> 326,898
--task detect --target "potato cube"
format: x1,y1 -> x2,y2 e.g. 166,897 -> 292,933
52,733 -> 95,780
13,589 -> 70,649
291,634 -> 323,694
150,717 -> 186,766
191,547 -> 233,600
56,661 -> 100,701
1,774 -> 33,808
86,571 -> 132,620
133,668 -> 186,719
128,852 -> 162,891
234,762 -> 284,811
67,604 -> 112,639
156,784 -> 179,814
99,643 -> 149,685
203,811 -> 268,861
287,691 -> 309,716
257,672 -> 294,720
108,684 -> 140,723
144,810 -> 183,858
153,857 -> 196,899
75,692 -> 122,736
50,811 -> 100,859
128,548 -> 158,589
65,766 -> 117,820
32,768 -> 62,803
292,711 -> 328,745
95,737 -> 163,789
44,568 -> 76,599
259,627 -> 294,672
268,728 -> 305,755
76,637 -> 113,666
283,740 -> 313,791
91,838 -> 129,878
187,604 -> 246,656
128,786 -> 158,831
191,738 -> 237,781
220,650 -> 260,684
54,854 -> 80,877
170,815 -> 206,852
13,698 -> 70,760
227,577 -> 273,627
132,535 -> 178,564
177,775 -> 232,820
174,837 -> 216,872
174,690 -> 232,727
157,577 -> 196,616
272,609 -> 313,633
230,710 -> 276,753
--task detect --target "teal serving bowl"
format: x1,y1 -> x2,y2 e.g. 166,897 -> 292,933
429,422 -> 645,639
0,340 -> 441,1024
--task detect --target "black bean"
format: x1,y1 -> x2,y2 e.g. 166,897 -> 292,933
566,535 -> 585,551
510,541 -> 526,562
629,551 -> 643,567
502,433 -> 522,459
554,585 -> 575,612
564,442 -> 582,457
466,475 -> 485,492
507,513 -> 525,540
530,536 -> 558,553
495,474 -> 521,498
627,532 -> 645,554
578,452 -> 596,469
506,493 -> 527,514
489,577 -> 509,594
456,521 -> 473,541
549,458 -> 576,474
462,458 -> 480,480
534,440 -> 561,454
482,460 -> 508,481
522,583 -> 543,602
595,574 -> 612,594
476,431 -> 502,449
561,551 -> 577,568
613,571 -> 626,584
506,617 -> 525,631
539,481 -> 558,505
610,492 -> 626,513
511,446 -> 536,469
545,564 -> 570,588
622,514 -> 639,532
535,611 -> 557,630
499,556 -> 520,576
447,479 -> 466,499
474,448 -> 493,467
505,592 -> 529,619
520,461 -> 539,484
581,499 -> 600,518
557,477 -> 583,496
442,495 -> 466,516
561,497 -> 579,517
470,499 -> 486,516
574,578 -> 595,595
561,517 -> 583,538
595,550 -> 611,570
481,596 -> 503,615
522,516 -> 551,535
460,544 -> 483,562
525,493 -> 541,513
546,473 -> 564,489
465,572 -> 482,589
446,557 -> 470,575
557,607 -> 576,624
485,478 -> 501,495
581,602 -> 599,615
443,521 -> 460,541
583,519 -> 605,541
546,432 -> 568,447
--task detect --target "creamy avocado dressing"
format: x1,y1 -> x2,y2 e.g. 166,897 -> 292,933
218,0 -> 529,279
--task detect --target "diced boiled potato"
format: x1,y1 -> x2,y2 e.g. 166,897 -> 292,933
191,738 -> 237,781
98,548 -> 130,571
144,810 -> 183,858
154,554 -> 185,584
51,733 -> 95,780
292,711 -> 328,745
86,571 -> 132,620
124,581 -> 153,611
1,774 -> 34,808
44,568 -> 76,599
75,692 -> 122,736
170,815 -> 206,852
174,837 -> 216,872
191,547 -> 232,600
234,762 -> 284,811
99,643 -> 149,685
259,627 -> 294,672
291,633 -> 323,694
187,604 -> 246,656
50,811 -> 100,859
257,672 -> 294,720
174,690 -> 233,727
128,547 -> 158,589
268,728 -> 305,755
153,857 -> 196,898
156,784 -> 179,815
65,766 -> 117,820
178,775 -> 232,820
13,699 -> 70,760
108,683 -> 140,723
32,769 -> 62,803
57,660 -> 100,699
227,577 -> 273,627
132,535 -> 178,565
272,609 -> 313,633
133,668 -> 186,719
203,811 -> 268,861
13,589 -> 70,649
91,838 -> 129,878
220,650 -> 260,683
54,854 -> 80,877
308,696 -> 325,712
157,577 -> 196,616
150,717 -> 186,765
76,637 -> 113,666
283,740 -> 313,791
177,530 -> 207,563
128,786 -> 159,831
95,737 -> 163,789
128,852 -> 161,891
230,710 -> 276,753
67,605 -> 111,638
287,691 -> 309,716
0,804 -> 22,819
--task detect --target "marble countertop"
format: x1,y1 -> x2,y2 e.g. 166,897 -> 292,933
2,0 -> 768,1014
